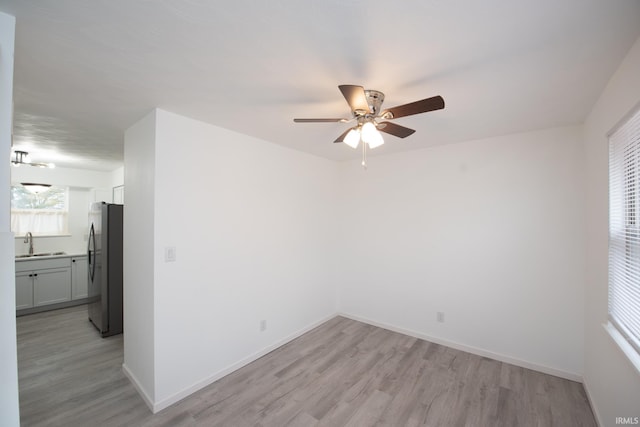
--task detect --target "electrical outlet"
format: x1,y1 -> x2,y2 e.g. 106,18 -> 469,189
437,312 -> 445,323
260,320 -> 267,332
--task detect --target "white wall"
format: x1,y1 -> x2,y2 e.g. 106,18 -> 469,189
110,166 -> 124,188
583,36 -> 640,426
122,110 -> 157,405
123,109 -> 338,411
122,110 -> 590,411
152,110 -> 337,407
0,10 -> 20,427
337,126 -> 586,379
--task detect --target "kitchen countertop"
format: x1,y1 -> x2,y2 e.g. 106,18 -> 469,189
15,252 -> 86,261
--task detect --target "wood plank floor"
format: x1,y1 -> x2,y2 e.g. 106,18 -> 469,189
17,305 -> 596,426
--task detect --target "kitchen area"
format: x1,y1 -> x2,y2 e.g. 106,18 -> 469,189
10,158 -> 131,424
12,161 -> 124,327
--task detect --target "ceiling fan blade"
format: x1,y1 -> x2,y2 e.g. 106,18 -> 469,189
334,128 -> 352,143
381,95 -> 444,119
377,122 -> 416,138
338,85 -> 371,114
294,118 -> 345,123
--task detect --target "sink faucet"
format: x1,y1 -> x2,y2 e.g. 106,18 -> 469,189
24,232 -> 34,255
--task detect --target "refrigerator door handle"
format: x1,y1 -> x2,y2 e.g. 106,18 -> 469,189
89,223 -> 96,281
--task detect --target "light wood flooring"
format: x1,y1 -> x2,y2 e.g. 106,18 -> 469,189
17,305 -> 596,426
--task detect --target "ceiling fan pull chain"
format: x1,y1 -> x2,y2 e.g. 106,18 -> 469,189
361,138 -> 367,170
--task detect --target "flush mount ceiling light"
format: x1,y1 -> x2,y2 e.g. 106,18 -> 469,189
11,150 -> 55,168
21,182 -> 52,194
294,85 -> 445,168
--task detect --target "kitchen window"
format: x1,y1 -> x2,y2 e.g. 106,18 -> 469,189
608,105 -> 640,371
11,185 -> 69,236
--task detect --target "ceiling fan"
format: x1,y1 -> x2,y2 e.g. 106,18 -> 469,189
293,85 -> 444,167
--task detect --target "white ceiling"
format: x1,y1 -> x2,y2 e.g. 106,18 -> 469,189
2,0 -> 640,171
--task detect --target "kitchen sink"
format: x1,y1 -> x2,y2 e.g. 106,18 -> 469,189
16,251 -> 66,259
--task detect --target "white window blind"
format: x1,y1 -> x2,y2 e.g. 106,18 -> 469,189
609,106 -> 640,356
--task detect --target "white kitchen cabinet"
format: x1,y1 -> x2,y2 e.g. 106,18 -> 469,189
112,185 -> 124,204
71,256 -> 88,300
89,188 -> 112,203
15,272 -> 34,310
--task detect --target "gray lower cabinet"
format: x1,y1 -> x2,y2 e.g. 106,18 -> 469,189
71,256 -> 88,300
15,272 -> 34,310
16,257 -> 72,311
33,268 -> 72,306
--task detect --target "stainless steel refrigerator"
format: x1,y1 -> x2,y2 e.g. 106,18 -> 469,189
88,201 -> 123,337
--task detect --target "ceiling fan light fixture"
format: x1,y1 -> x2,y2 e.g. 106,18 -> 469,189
31,162 -> 56,169
11,150 -> 29,166
21,183 -> 52,194
362,122 -> 384,149
11,150 -> 55,168
343,128 -> 360,149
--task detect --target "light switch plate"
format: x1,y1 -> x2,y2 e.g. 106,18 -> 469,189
164,246 -> 176,262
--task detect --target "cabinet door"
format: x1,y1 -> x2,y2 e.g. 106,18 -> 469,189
16,272 -> 34,310
71,257 -> 88,300
33,268 -> 71,306
112,185 -> 124,204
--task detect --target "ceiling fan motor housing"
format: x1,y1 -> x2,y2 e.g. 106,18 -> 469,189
363,90 -> 385,116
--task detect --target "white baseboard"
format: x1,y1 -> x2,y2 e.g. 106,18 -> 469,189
141,312 -> 337,414
338,312 -> 584,383
582,378 -> 603,427
122,363 -> 155,412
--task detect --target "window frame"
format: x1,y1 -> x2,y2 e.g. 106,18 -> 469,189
607,104 -> 640,374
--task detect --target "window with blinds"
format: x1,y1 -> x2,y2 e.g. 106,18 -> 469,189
609,105 -> 640,357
